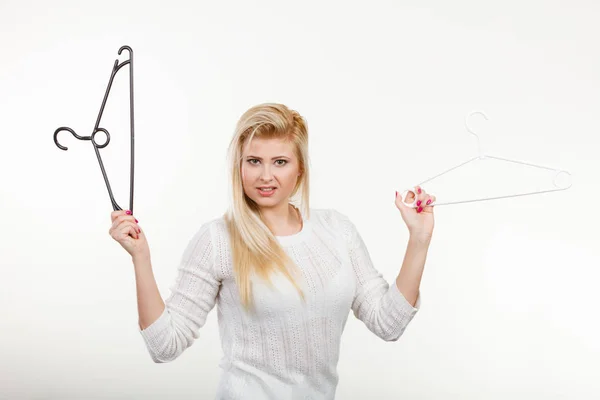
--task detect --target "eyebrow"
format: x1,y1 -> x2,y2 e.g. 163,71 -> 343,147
246,155 -> 290,160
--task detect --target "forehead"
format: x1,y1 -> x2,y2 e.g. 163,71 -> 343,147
243,137 -> 294,155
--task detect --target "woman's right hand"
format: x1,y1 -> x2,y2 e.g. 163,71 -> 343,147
109,210 -> 149,259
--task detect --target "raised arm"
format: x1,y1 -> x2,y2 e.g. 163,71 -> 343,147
336,210 -> 422,342
137,221 -> 221,362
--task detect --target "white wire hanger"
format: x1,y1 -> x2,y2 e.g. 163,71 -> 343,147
399,110 -> 573,208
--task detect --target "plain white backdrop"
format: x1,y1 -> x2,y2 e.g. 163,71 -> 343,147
1,1 -> 598,399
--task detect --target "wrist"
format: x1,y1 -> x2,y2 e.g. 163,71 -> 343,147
132,252 -> 151,265
409,231 -> 432,244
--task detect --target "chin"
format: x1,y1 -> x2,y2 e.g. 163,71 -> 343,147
254,195 -> 285,206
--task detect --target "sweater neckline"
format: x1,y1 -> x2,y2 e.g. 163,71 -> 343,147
275,205 -> 311,246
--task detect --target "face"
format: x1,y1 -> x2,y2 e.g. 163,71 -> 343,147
241,137 -> 301,209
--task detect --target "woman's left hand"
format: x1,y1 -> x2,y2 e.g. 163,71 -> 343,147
395,186 -> 436,239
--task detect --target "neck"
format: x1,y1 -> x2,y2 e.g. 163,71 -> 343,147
260,203 -> 302,236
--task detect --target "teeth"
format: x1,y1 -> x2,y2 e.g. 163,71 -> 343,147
260,187 -> 274,191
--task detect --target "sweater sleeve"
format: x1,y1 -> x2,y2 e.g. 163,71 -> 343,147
335,210 -> 421,342
138,220 -> 221,362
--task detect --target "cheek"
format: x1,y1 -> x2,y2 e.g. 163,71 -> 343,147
283,170 -> 299,186
241,165 -> 252,182
241,166 -> 256,187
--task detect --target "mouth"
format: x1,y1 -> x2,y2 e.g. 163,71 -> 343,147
257,187 -> 277,196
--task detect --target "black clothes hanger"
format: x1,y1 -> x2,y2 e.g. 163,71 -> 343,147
53,45 -> 135,213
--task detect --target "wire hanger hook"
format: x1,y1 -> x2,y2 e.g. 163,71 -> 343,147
465,110 -> 488,160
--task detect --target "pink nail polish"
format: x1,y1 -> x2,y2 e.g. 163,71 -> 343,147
417,200 -> 422,206
417,188 -> 422,194
135,219 -> 138,223
417,206 -> 423,213
395,191 -> 398,198
126,210 -> 132,215
426,199 -> 431,205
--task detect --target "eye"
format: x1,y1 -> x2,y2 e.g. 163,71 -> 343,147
246,159 -> 288,166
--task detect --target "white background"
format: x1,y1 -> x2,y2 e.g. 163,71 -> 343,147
1,1 -> 599,399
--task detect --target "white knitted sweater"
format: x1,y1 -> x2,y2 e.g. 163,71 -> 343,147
139,208 -> 421,399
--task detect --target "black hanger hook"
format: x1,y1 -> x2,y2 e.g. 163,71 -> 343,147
53,127 -> 90,151
53,45 -> 135,213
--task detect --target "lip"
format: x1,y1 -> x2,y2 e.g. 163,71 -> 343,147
257,187 -> 277,197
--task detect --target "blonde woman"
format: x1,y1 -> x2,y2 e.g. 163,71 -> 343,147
109,103 -> 436,399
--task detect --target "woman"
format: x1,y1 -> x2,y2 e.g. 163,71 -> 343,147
109,103 -> 436,399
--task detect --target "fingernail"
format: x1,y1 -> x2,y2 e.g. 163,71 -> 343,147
126,210 -> 132,215
417,188 -> 422,194
395,191 -> 398,198
417,200 -> 422,206
135,219 -> 138,223
417,206 -> 423,213
426,199 -> 431,205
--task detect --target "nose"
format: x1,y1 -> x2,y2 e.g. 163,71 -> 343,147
260,164 -> 274,181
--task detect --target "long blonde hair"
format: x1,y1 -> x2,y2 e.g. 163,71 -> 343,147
223,103 -> 310,313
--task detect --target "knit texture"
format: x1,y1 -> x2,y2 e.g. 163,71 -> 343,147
139,208 -> 421,399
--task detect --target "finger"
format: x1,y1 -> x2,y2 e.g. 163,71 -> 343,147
133,224 -> 140,239
395,191 -> 410,211
398,190 -> 420,211
111,210 -> 131,223
121,223 -> 139,240
110,211 -> 119,222
423,195 -> 436,211
126,220 -> 141,236
410,186 -> 419,207
113,219 -> 140,240
415,192 -> 428,208
129,225 -> 139,240
111,216 -> 127,232
111,214 -> 137,230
